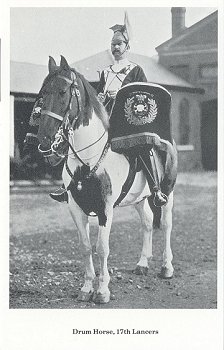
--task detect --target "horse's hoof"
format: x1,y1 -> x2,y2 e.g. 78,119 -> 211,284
77,290 -> 94,302
133,265 -> 149,276
93,291 -> 110,304
159,266 -> 174,279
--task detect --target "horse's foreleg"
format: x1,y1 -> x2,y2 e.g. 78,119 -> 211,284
68,196 -> 95,301
134,198 -> 153,275
160,191 -> 174,278
94,206 -> 113,304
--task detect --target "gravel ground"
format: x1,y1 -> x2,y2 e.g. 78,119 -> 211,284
9,171 -> 217,309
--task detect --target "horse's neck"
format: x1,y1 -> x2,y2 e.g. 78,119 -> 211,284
68,112 -> 108,167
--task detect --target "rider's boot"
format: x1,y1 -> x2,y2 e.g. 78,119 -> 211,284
138,152 -> 168,207
49,184 -> 68,203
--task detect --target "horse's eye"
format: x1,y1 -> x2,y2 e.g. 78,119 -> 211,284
59,90 -> 66,96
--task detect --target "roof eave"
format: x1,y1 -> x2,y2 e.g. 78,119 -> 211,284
156,10 -> 217,52
159,84 -> 205,94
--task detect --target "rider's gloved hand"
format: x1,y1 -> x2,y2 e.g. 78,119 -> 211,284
97,93 -> 106,103
108,90 -> 117,99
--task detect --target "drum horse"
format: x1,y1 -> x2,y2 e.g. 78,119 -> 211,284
34,56 -> 177,304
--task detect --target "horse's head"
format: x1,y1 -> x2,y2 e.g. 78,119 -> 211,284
35,55 -> 109,160
36,56 -> 84,157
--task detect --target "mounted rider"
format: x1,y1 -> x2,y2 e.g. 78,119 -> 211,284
97,15 -> 147,113
96,14 -> 172,206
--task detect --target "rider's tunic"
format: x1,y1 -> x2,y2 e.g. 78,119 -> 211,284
97,58 -> 147,113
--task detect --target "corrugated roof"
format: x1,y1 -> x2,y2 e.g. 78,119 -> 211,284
11,50 -> 198,94
10,61 -> 48,94
72,50 -> 196,88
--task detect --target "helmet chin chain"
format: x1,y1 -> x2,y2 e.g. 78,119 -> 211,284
113,41 -> 129,60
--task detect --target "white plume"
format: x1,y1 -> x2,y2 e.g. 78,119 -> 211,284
124,10 -> 133,42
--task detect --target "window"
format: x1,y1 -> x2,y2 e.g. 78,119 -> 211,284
179,98 -> 190,145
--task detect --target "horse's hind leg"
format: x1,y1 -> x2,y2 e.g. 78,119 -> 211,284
68,196 -> 95,302
160,191 -> 174,278
93,206 -> 113,304
133,198 -> 153,275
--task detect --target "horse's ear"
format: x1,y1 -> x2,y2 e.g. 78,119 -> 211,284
60,56 -> 70,71
48,56 -> 57,73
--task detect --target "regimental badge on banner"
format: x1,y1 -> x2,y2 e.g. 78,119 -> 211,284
124,92 -> 158,126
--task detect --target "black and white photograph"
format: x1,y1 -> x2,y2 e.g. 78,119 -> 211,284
1,1 -> 223,350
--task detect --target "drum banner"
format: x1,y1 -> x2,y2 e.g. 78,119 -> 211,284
109,83 -> 174,153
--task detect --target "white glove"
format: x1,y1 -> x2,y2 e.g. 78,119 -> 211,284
108,90 -> 117,99
98,93 -> 106,103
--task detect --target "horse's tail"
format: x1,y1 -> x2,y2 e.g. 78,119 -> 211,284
147,196 -> 161,228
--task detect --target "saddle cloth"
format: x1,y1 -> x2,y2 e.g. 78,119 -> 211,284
109,82 -> 173,153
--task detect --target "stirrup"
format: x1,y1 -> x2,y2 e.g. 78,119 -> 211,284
49,187 -> 68,203
153,191 -> 168,207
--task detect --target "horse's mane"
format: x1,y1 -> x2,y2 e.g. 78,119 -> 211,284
72,69 -> 110,130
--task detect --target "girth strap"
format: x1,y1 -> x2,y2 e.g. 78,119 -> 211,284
113,156 -> 138,207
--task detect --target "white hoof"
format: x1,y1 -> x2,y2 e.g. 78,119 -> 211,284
93,291 -> 110,304
77,290 -> 94,302
160,266 -> 174,279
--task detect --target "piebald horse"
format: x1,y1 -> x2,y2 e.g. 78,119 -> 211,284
36,56 -> 177,304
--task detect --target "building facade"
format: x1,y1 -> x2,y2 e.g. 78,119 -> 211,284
11,9 -> 218,177
156,9 -> 218,170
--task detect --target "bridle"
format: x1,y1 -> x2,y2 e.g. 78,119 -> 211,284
38,70 -> 109,169
41,73 -> 82,125
38,71 -> 82,156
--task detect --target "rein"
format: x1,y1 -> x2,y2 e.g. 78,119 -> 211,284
65,142 -> 110,191
51,125 -> 108,167
53,127 -> 107,156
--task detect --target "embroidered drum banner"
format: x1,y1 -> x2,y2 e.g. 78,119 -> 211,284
109,83 -> 173,153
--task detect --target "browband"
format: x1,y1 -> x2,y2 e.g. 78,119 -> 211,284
57,75 -> 73,84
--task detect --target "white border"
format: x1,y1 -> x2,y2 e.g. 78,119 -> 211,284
1,1 -> 223,350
